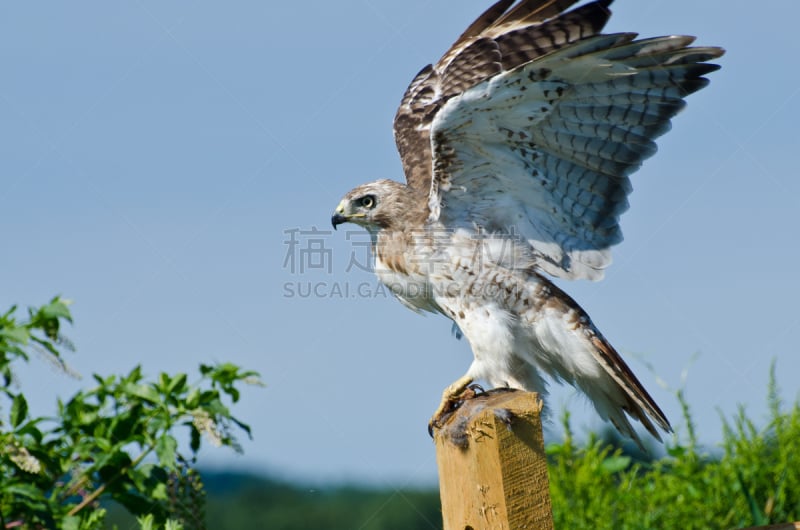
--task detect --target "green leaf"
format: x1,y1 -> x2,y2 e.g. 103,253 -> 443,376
167,373 -> 187,395
130,464 -> 170,501
2,482 -> 47,501
185,388 -> 201,409
150,479 -> 169,501
667,444 -> 688,458
737,469 -> 769,525
229,415 -> 253,439
62,515 -> 81,530
114,490 -> 168,519
10,393 -> 28,428
137,513 -> 156,530
164,520 -> 186,530
0,326 -> 30,344
600,455 -> 631,474
96,449 -> 133,483
190,426 -> 201,453
15,419 -> 44,442
155,434 -> 178,468
123,382 -> 161,404
81,508 -> 107,529
40,298 -> 73,322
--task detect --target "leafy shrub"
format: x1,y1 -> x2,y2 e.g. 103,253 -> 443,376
0,298 -> 260,529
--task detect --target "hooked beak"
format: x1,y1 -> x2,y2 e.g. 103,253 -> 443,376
331,200 -> 348,230
331,212 -> 347,230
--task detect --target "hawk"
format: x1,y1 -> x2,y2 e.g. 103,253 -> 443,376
331,0 -> 723,447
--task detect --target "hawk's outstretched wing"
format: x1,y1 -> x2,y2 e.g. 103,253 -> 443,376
394,0 -> 610,196
393,0 -> 723,280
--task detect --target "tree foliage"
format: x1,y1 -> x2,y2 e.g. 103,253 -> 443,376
0,298 -> 261,529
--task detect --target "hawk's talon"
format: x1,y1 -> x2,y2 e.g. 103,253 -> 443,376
468,383 -> 485,395
428,375 -> 476,436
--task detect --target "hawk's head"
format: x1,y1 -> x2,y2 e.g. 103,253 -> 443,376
331,179 -> 426,233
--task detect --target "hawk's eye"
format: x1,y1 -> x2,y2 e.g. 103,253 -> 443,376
359,195 -> 376,209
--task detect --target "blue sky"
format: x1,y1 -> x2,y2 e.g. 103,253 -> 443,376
2,0 -> 799,486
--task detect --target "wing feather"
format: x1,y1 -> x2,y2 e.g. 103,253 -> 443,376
394,0 -> 612,194
429,30 -> 723,279
450,0 -> 517,49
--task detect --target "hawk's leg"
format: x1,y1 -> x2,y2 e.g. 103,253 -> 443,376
428,374 -> 476,435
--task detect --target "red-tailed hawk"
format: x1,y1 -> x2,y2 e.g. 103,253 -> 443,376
331,0 -> 723,447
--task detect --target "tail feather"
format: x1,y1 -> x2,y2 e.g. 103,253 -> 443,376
524,274 -> 672,446
588,333 -> 672,436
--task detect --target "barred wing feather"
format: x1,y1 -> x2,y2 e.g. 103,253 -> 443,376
429,32 -> 723,280
394,0 -> 614,196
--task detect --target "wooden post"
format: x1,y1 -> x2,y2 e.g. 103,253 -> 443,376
434,390 -> 553,530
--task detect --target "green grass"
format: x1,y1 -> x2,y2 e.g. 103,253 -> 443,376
549,364 -> 800,529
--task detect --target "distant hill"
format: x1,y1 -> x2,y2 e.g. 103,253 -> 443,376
105,470 -> 442,530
